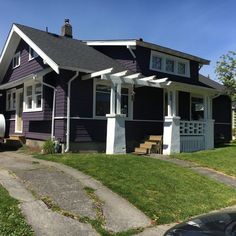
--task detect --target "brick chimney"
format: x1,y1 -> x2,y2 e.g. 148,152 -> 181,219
61,19 -> 73,38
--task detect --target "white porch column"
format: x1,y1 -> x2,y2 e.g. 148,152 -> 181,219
163,89 -> 180,155
106,80 -> 126,154
204,95 -> 214,150
163,116 -> 180,155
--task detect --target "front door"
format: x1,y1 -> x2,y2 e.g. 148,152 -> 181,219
15,89 -> 23,133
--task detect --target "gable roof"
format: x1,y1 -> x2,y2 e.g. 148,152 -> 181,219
84,39 -> 210,65
0,24 -> 126,81
199,74 -> 226,92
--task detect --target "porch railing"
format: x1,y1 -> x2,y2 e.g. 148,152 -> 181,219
180,120 -> 205,152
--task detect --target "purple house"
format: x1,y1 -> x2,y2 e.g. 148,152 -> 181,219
0,20 -> 232,154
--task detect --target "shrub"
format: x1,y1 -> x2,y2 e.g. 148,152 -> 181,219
43,139 -> 55,154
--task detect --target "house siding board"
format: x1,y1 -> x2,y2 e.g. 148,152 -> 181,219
213,95 -> 232,142
133,87 -> 164,120
2,39 -> 45,84
70,119 -> 107,142
178,91 -> 190,120
93,46 -> 138,72
54,119 -> 66,142
71,78 -> 93,118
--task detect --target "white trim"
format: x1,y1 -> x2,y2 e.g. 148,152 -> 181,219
93,78 -> 133,120
6,88 -> 16,111
149,50 -> 190,78
111,70 -> 128,77
124,73 -> 141,79
85,40 -> 137,46
127,45 -> 136,59
12,51 -> 21,69
13,25 -> 59,73
15,88 -> 23,133
23,78 -> 43,112
28,46 -> 38,61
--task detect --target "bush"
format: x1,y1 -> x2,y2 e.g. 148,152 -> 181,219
42,139 -> 55,154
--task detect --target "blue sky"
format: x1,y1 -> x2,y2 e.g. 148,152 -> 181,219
0,0 -> 236,81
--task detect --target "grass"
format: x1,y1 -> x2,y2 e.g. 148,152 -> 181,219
173,143 -> 236,177
0,185 -> 34,236
35,153 -> 236,225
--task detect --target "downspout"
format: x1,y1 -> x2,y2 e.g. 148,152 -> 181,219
65,71 -> 79,152
33,76 -> 57,140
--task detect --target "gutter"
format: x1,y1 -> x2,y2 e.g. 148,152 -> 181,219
65,71 -> 79,152
33,76 -> 57,140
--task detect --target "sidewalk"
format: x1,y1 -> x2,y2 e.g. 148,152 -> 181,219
150,154 -> 236,189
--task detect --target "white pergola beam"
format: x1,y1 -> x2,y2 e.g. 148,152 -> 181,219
111,70 -> 128,77
139,75 -> 156,81
82,68 -> 113,80
124,73 -> 141,79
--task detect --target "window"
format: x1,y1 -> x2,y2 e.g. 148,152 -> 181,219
151,56 -> 162,70
191,97 -> 204,120
12,52 -> 20,68
24,81 -> 42,112
94,81 -> 131,118
6,89 -> 16,111
166,59 -> 175,72
178,62 -> 186,75
150,51 -> 190,77
29,46 -> 38,60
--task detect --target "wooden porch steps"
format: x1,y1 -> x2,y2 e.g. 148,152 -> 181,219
4,135 -> 26,148
133,135 -> 163,155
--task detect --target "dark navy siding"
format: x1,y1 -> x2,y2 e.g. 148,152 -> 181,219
133,87 -> 163,120
213,95 -> 232,142
93,46 -> 138,72
2,40 -> 45,84
70,78 -> 93,118
70,119 -> 107,142
178,91 -> 190,120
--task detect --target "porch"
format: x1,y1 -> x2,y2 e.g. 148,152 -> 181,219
83,68 -> 217,155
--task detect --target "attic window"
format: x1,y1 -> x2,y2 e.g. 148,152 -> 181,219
29,46 -> 38,60
12,52 -> 20,68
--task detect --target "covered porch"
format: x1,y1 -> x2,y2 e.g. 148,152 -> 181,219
82,68 -> 218,155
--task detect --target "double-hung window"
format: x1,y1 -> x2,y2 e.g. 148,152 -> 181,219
29,46 -> 38,60
94,81 -> 131,118
6,89 -> 16,111
12,52 -> 20,68
24,81 -> 42,112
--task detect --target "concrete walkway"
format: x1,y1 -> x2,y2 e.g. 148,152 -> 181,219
0,151 -> 152,235
150,154 -> 236,189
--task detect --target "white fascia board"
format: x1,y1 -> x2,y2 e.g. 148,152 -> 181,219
13,25 -> 60,74
111,70 -> 128,77
168,81 -> 217,94
81,68 -> 113,80
0,26 -> 15,63
154,77 -> 168,83
85,40 -> 136,46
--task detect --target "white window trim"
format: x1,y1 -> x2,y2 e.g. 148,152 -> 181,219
150,51 -> 190,78
93,78 -> 133,120
23,78 -> 43,112
6,88 -> 16,111
28,46 -> 38,61
12,52 -> 21,69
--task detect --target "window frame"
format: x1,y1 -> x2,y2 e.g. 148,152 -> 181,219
149,51 -> 190,77
6,88 -> 16,111
12,52 -> 21,69
93,78 -> 133,120
23,78 -> 43,112
190,94 -> 204,121
28,46 -> 38,61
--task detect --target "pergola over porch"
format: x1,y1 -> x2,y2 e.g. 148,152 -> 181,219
82,68 -> 220,155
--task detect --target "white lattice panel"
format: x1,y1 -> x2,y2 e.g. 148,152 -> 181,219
180,121 -> 205,136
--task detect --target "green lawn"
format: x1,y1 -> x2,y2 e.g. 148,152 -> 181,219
35,153 -> 236,225
173,143 -> 236,177
0,185 -> 34,236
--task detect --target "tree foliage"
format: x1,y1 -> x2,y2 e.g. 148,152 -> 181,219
215,51 -> 236,101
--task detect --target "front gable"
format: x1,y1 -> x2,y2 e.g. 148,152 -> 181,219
2,39 -> 45,84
